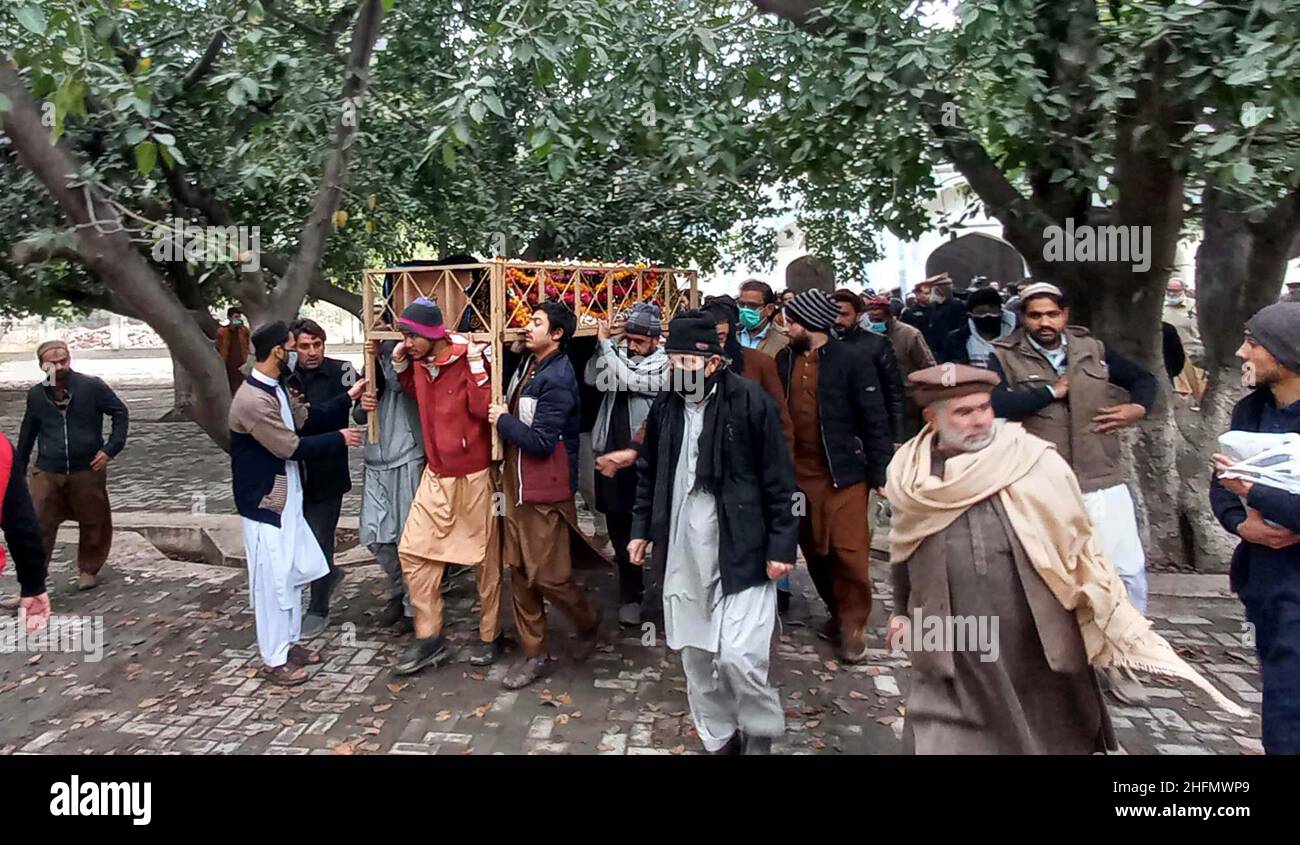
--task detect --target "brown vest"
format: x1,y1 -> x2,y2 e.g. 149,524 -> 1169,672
991,326 -> 1127,493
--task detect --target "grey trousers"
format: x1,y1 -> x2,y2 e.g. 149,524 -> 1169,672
370,542 -> 412,616
678,583 -> 785,751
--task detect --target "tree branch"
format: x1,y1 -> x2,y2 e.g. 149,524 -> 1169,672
182,27 -> 230,92
269,0 -> 386,319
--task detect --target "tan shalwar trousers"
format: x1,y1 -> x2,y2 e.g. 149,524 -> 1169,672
397,467 -> 502,642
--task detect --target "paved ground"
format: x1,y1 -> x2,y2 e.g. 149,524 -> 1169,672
0,370 -> 1267,755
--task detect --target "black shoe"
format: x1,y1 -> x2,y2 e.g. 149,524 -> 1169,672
391,616 -> 414,636
711,733 -> 743,755
377,598 -> 404,628
467,637 -> 504,666
393,636 -> 450,675
742,734 -> 773,755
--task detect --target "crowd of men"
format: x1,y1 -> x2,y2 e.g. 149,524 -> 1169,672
4,275 -> 1299,756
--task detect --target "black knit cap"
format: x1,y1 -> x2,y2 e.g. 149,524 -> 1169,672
252,320 -> 290,361
967,287 -> 1003,311
666,310 -> 724,357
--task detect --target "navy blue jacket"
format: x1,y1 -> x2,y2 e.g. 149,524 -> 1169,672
498,351 -> 582,497
230,376 -> 352,527
1211,387 -> 1300,595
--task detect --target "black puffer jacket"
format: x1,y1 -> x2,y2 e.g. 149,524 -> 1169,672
285,357 -> 356,502
838,325 -> 906,442
776,338 -> 893,489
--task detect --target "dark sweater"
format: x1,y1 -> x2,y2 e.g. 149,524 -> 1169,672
17,371 -> 129,474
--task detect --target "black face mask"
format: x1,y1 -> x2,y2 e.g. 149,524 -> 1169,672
972,314 -> 1003,337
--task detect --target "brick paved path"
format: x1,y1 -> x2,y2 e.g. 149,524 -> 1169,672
0,379 -> 1266,755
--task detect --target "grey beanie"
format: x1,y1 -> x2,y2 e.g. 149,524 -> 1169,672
624,302 -> 661,338
1246,302 -> 1300,373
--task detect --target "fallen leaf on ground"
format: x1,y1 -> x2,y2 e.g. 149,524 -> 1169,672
333,742 -> 355,755
435,710 -> 453,721
848,690 -> 868,700
138,698 -> 162,708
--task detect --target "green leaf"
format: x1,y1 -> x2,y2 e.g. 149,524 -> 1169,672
548,156 -> 566,180
135,141 -> 158,176
696,28 -> 717,56
15,5 -> 46,35
452,120 -> 471,144
469,100 -> 486,123
483,92 -> 505,118
247,0 -> 266,24
441,142 -> 456,169
1232,161 -> 1256,183
226,84 -> 246,107
153,132 -> 176,146
530,128 -> 551,150
93,17 -> 116,41
382,0 -> 396,10
125,126 -> 149,145
1204,134 -> 1238,158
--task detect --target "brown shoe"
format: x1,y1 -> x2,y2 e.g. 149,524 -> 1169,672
263,663 -> 309,686
77,572 -> 99,591
502,655 -> 551,690
839,627 -> 869,664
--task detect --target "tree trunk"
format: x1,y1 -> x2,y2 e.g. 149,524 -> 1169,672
1176,182 -> 1300,571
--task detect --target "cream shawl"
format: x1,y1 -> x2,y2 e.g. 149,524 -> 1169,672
885,420 -> 1249,718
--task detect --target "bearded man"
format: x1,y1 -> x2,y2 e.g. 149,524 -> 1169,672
886,363 -> 1247,753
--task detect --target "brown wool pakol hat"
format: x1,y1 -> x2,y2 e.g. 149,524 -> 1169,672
909,363 -> 1000,407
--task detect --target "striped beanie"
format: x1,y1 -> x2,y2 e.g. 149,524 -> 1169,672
783,289 -> 840,332
398,296 -> 446,340
624,302 -> 661,338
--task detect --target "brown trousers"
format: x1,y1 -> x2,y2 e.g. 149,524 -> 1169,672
502,500 -> 597,657
798,516 -> 873,641
30,467 -> 112,575
398,515 -> 503,642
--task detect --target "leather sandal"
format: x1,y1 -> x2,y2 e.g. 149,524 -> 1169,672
287,644 -> 321,666
263,663 -> 309,686
502,655 -> 551,690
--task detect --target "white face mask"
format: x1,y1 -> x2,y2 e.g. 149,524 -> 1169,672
285,350 -> 298,373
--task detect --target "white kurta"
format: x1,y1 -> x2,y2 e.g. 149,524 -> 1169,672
1083,482 -> 1147,612
662,393 -> 784,751
242,371 -> 329,667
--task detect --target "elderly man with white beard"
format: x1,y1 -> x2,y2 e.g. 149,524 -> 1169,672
885,363 -> 1247,754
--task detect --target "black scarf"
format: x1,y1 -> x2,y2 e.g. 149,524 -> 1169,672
661,370 -> 731,496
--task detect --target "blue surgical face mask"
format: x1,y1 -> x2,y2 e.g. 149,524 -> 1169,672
1165,294 -> 1184,306
738,306 -> 763,330
868,320 -> 887,334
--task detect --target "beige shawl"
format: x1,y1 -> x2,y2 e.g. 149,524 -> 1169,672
885,420 -> 1249,718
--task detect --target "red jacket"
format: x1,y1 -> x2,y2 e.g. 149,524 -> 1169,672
395,339 -> 492,477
